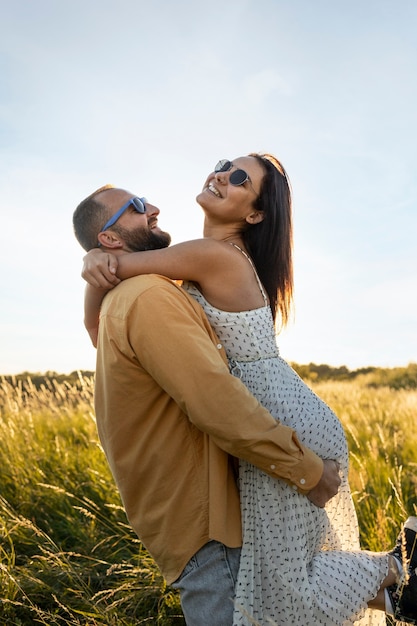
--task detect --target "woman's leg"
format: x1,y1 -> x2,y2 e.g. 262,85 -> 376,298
368,555 -> 399,610
369,516 -> 417,622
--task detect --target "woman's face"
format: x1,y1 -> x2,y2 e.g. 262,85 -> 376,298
197,156 -> 265,223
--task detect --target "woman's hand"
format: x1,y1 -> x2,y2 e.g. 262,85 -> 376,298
82,248 -> 121,289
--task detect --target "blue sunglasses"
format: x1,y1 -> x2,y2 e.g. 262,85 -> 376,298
100,196 -> 147,233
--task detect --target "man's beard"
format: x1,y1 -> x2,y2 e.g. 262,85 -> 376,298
112,224 -> 171,252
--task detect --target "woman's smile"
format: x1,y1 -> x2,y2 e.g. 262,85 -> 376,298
207,182 -> 221,197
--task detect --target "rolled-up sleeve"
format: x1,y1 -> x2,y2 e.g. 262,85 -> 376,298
126,280 -> 323,493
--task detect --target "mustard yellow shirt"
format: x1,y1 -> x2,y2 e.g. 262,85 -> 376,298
95,275 -> 323,584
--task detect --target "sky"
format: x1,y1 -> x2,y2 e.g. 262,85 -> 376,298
1,0 -> 416,375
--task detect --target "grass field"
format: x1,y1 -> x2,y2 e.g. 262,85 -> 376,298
0,371 -> 416,624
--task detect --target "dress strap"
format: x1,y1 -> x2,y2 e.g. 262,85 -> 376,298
229,243 -> 269,306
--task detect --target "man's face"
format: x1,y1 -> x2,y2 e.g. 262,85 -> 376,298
98,189 -> 171,252
112,200 -> 171,252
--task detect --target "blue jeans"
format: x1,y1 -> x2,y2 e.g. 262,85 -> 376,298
172,540 -> 241,625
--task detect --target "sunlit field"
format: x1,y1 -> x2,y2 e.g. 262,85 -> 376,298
311,378 -> 417,550
0,368 -> 416,625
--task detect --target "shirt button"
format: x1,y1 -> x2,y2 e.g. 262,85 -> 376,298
300,478 -> 306,485
270,464 -> 276,470
217,343 -> 222,349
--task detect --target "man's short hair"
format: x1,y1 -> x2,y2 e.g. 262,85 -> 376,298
73,184 -> 114,251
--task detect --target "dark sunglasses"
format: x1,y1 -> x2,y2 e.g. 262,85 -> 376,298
214,159 -> 253,187
100,196 -> 147,233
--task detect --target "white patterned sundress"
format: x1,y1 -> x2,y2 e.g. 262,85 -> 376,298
183,246 -> 388,626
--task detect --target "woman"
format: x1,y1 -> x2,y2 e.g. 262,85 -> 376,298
82,154 -> 416,625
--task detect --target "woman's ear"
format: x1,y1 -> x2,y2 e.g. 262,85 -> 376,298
97,231 -> 124,249
245,210 -> 265,225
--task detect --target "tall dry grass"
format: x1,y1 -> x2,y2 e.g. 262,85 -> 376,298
0,374 -> 183,625
311,379 -> 417,551
0,373 -> 416,624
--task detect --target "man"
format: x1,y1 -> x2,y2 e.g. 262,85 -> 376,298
73,186 -> 340,625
